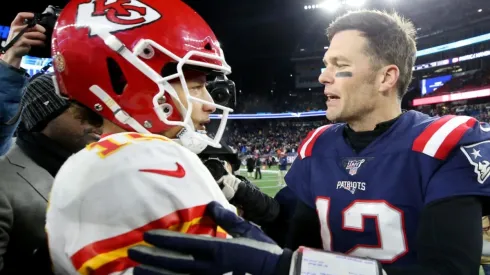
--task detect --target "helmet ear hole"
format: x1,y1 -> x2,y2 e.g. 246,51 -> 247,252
106,58 -> 127,96
204,43 -> 212,51
161,103 -> 173,116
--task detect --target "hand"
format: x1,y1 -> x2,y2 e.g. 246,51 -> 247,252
128,201 -> 292,275
217,174 -> 241,200
1,12 -> 46,68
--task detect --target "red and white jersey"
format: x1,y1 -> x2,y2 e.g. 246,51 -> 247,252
46,132 -> 235,275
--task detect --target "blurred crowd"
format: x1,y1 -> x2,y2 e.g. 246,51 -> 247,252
421,103 -> 490,122
225,120 -> 324,156
236,92 -> 326,113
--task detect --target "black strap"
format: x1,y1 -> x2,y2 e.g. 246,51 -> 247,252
0,17 -> 38,54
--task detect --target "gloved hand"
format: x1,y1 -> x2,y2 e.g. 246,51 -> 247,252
217,174 -> 242,200
128,201 -> 293,275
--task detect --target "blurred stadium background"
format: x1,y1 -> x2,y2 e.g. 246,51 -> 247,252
2,0 -> 490,271
4,0 -> 490,191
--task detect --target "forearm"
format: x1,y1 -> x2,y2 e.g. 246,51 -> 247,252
285,201 -> 323,250
232,182 -> 280,225
0,59 -> 28,155
384,197 -> 483,275
0,59 -> 28,117
0,121 -> 19,155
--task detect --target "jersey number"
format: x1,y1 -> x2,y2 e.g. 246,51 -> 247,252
316,197 -> 408,263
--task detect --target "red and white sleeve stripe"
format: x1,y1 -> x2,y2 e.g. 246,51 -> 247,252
412,115 -> 477,160
298,125 -> 332,159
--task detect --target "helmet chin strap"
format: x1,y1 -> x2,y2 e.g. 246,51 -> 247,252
176,127 -> 221,154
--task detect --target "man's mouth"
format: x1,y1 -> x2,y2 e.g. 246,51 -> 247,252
85,128 -> 103,140
326,95 -> 340,106
196,120 -> 211,131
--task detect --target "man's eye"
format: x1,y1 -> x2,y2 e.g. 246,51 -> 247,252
188,87 -> 201,93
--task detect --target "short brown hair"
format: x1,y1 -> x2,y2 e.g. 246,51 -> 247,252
327,10 -> 417,99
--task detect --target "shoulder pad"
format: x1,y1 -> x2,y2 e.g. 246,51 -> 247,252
297,124 -> 333,159
412,115 -> 477,160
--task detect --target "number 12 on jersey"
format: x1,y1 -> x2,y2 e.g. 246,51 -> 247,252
316,197 -> 408,263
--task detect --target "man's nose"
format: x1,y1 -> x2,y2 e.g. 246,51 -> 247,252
203,102 -> 216,113
319,68 -> 334,86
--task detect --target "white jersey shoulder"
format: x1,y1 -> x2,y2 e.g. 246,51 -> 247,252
46,132 -> 234,275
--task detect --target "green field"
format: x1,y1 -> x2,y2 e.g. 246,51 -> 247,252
239,166 -> 285,197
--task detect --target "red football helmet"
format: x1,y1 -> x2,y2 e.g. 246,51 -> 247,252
51,0 -> 232,153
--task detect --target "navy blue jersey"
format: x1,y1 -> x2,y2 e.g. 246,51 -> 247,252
285,110 -> 490,267
279,157 -> 288,170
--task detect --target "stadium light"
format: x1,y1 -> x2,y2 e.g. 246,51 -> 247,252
304,0 -> 370,12
322,0 -> 341,13
478,9 -> 483,12
304,0 -> 366,12
346,0 -> 365,7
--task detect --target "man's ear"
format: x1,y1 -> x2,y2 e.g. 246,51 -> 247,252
378,64 -> 400,94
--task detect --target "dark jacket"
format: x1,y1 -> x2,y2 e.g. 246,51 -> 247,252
246,157 -> 255,169
0,129 -> 71,274
0,60 -> 28,156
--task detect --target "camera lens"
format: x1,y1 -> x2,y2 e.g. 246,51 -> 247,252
211,88 -> 231,105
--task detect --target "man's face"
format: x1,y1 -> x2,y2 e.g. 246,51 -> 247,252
45,104 -> 103,153
319,30 -> 380,123
171,74 -> 216,132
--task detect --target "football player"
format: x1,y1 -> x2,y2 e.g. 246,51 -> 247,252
284,10 -> 490,274
45,0 -> 236,274
125,9 -> 490,275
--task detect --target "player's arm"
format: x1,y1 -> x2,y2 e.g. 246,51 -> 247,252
128,201 -> 386,275
125,198 -> 480,275
202,158 -> 280,225
284,145 -> 323,250
383,196 -> 482,275
285,200 -> 323,250
231,179 -> 281,225
389,133 -> 490,275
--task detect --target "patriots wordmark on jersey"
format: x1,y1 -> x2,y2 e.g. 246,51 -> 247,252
46,132 -> 234,275
286,110 -> 490,267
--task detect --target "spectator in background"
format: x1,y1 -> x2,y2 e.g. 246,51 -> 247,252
246,156 -> 255,177
0,73 -> 102,274
0,12 -> 46,155
278,152 -> 288,187
254,155 -> 262,180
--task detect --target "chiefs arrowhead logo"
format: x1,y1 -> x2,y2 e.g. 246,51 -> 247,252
76,0 -> 162,36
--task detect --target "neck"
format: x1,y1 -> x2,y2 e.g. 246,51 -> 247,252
347,100 -> 402,132
162,126 -> 183,139
102,119 -> 126,135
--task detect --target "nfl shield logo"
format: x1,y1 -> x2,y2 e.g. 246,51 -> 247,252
345,159 -> 366,176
